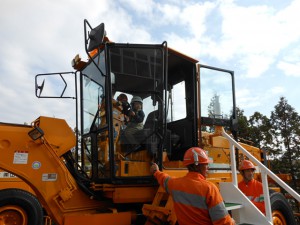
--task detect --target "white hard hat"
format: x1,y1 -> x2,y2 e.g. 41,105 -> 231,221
131,96 -> 142,104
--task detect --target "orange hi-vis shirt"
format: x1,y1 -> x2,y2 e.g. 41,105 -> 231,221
154,171 -> 234,225
238,179 -> 265,214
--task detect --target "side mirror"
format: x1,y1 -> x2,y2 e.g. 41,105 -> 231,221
85,20 -> 105,52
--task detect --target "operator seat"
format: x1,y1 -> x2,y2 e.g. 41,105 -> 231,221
123,110 -> 172,156
121,110 -> 158,154
144,110 -> 158,129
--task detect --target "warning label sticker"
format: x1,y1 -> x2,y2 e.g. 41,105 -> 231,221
42,173 -> 57,182
0,171 -> 16,178
13,151 -> 28,164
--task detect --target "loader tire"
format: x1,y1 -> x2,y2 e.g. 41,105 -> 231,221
0,188 -> 43,225
270,191 -> 296,225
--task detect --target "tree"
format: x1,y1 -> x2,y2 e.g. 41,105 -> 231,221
248,112 -> 272,149
236,107 -> 250,140
269,97 -> 300,192
235,109 -> 272,167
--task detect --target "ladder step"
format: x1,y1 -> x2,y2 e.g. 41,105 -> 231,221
225,202 -> 243,210
224,203 -> 255,224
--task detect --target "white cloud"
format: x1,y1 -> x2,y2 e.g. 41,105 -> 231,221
208,0 -> 300,79
236,88 -> 262,109
179,2 -> 216,39
276,45 -> 300,77
270,86 -> 285,94
236,85 -> 285,116
239,54 -> 275,78
219,1 -> 299,55
157,2 -> 216,58
0,0 -> 299,126
277,61 -> 300,77
119,0 -> 155,15
156,3 -> 182,24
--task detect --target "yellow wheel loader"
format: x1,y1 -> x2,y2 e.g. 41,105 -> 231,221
0,20 -> 298,225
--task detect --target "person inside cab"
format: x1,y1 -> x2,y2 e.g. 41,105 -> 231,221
123,96 -> 145,146
116,93 -> 131,124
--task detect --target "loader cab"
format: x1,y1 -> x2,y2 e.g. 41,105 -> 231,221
79,47 -> 237,184
79,31 -> 203,182
79,43 -> 167,183
35,21 -> 237,186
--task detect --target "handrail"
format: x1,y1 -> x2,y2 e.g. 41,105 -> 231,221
222,130 -> 300,224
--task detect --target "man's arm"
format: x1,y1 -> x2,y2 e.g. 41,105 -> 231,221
150,163 -> 171,192
207,184 -> 235,225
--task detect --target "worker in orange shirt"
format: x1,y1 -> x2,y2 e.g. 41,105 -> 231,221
150,147 -> 235,225
238,160 -> 265,214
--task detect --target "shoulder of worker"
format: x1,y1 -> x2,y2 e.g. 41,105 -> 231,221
245,179 -> 260,186
153,170 -> 167,177
187,172 -> 216,185
253,178 -> 262,184
185,172 -> 220,193
252,179 -> 263,188
153,170 -> 172,184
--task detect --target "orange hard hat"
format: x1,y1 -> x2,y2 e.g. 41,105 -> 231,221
239,160 -> 256,171
183,147 -> 211,166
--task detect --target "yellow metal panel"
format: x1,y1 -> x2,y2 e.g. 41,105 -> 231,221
112,186 -> 157,203
120,161 -> 151,177
38,117 -> 76,156
64,211 -> 132,225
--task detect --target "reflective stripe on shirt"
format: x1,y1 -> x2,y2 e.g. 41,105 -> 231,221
247,195 -> 254,201
171,190 -> 229,222
172,190 -> 208,209
164,176 -> 170,194
209,201 -> 229,222
247,195 -> 264,202
254,194 -> 264,202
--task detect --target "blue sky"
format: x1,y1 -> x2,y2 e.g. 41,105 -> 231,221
1,0 -> 300,128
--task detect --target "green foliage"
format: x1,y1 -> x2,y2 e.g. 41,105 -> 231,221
269,97 -> 300,191
248,112 -> 272,150
236,109 -> 272,149
236,107 -> 249,139
237,97 -> 300,192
